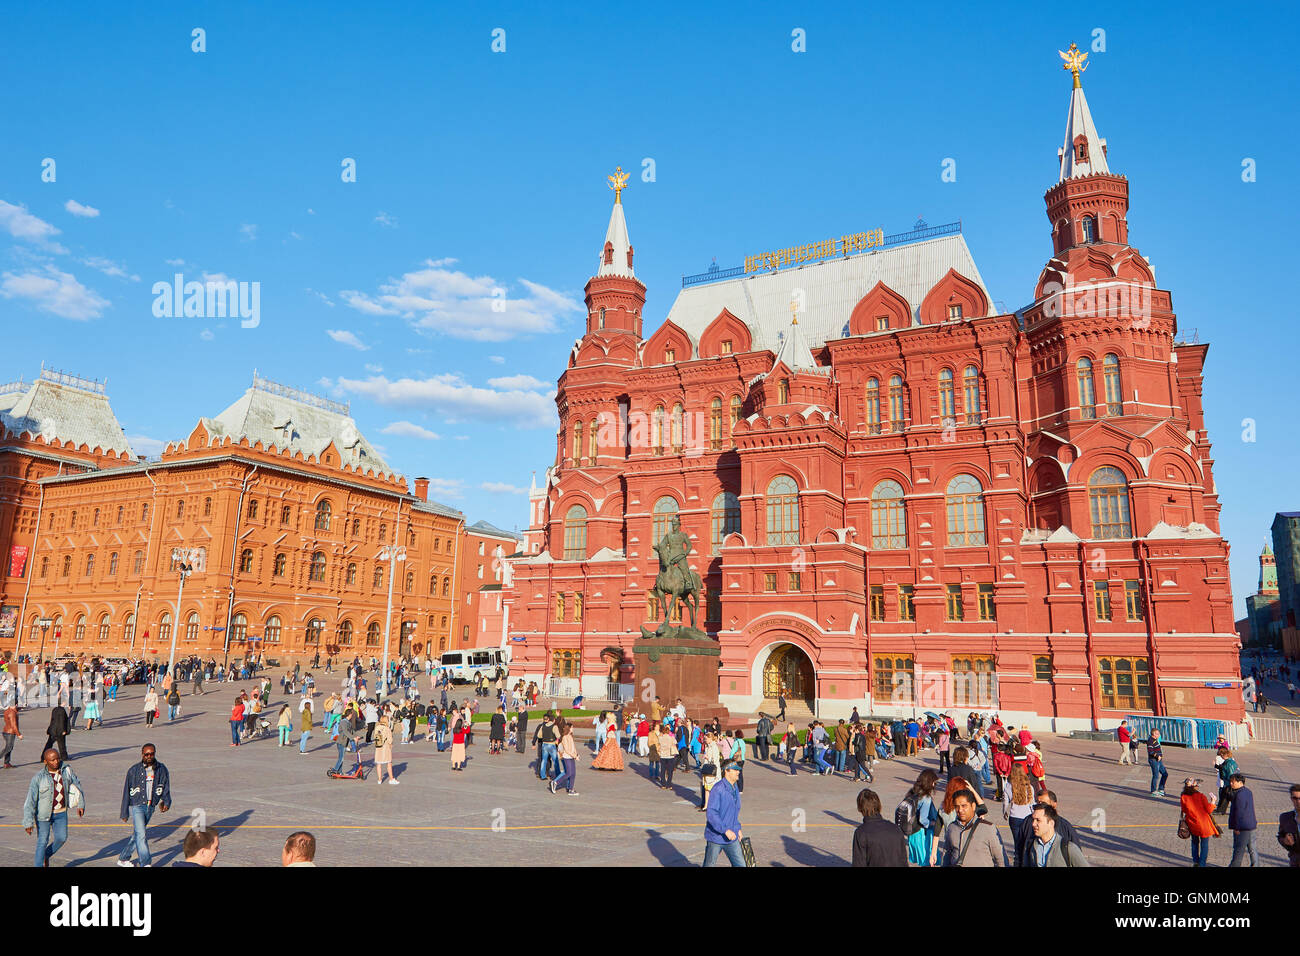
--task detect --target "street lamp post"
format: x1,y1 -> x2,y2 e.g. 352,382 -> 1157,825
378,544 -> 406,700
36,618 -> 51,663
168,547 -> 201,681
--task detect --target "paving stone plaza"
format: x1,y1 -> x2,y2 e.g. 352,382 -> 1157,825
1,678 -> 1296,867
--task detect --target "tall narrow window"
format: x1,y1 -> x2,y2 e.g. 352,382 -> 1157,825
938,368 -> 955,424
588,418 -> 598,464
365,622 -> 379,646
315,500 -> 331,531
671,403 -> 684,453
765,475 -> 799,545
1089,466 -> 1132,538
373,565 -> 383,588
1094,581 -> 1113,621
710,492 -> 740,554
1125,579 -> 1145,621
1077,357 -> 1096,419
897,585 -> 915,621
572,420 -> 583,467
978,583 -> 996,621
963,366 -> 981,424
85,553 -> 95,576
563,505 -> 588,560
186,612 -> 200,642
729,395 -> 742,439
202,498 -> 211,517
346,562 -> 357,584
574,593 -> 584,622
652,496 -> 679,544
710,397 -> 723,450
870,480 -> 906,549
598,306 -> 606,329
248,499 -> 258,520
132,551 -> 143,575
240,549 -> 254,573
777,378 -> 790,404
945,474 -> 986,547
864,378 -> 881,434
555,593 -> 566,622
869,586 -> 885,621
1103,353 -> 1122,415
123,613 -> 135,644
653,406 -> 665,456
1081,215 -> 1096,243
888,375 -> 906,431
274,553 -> 286,576
74,616 -> 86,641
309,551 -> 326,582
108,552 -> 119,576
176,500 -> 185,520
158,612 -> 171,643
945,584 -> 965,621
336,619 -> 352,646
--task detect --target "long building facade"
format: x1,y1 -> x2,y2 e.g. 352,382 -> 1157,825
504,59 -> 1244,729
0,371 -> 489,667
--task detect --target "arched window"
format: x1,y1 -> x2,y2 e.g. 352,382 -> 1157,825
202,497 -> 211,517
652,406 -> 665,456
351,516 -> 360,535
572,420 -> 583,467
93,507 -> 100,526
440,615 -> 448,630
777,378 -> 790,404
309,551 -> 326,582
588,418 -> 598,464
40,556 -> 48,578
1081,214 -> 1096,243
1089,466 -> 1132,538
710,492 -> 741,554
710,397 -> 723,450
248,500 -> 258,520
108,552 -> 119,576
563,505 -> 588,560
176,499 -> 185,520
671,403 -> 684,453
70,511 -> 77,529
378,522 -> 387,543
652,496 -> 679,543
945,474 -> 986,547
123,613 -> 135,644
346,562 -> 357,584
429,573 -> 437,594
315,499 -> 332,531
598,306 -> 606,329
305,619 -> 323,645
938,368 -> 955,424
1103,353 -> 1122,415
373,565 -> 384,588
141,503 -> 149,523
97,614 -> 110,642
273,553 -> 286,577
240,549 -> 254,573
85,553 -> 95,576
864,378 -> 881,434
73,615 -> 86,641
231,613 -> 248,641
158,612 -> 171,643
729,395 -> 742,438
442,576 -> 451,597
337,619 -> 353,646
870,480 -> 907,549
283,505 -> 294,526
132,551 -> 143,575
1077,357 -> 1096,419
963,366 -> 982,424
265,615 -> 282,643
116,506 -> 123,524
366,621 -> 381,646
888,375 -> 906,431
405,571 -> 414,592
765,475 -> 799,545
61,555 -> 71,577
185,612 -> 200,642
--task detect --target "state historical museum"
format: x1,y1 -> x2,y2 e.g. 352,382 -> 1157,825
509,52 -> 1244,730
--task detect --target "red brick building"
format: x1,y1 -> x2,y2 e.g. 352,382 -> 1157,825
0,372 -> 473,667
454,520 -> 521,649
505,63 -> 1244,729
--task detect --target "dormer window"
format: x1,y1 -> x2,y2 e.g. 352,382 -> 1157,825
875,315 -> 889,331
947,304 -> 963,321
664,348 -> 675,364
777,378 -> 790,404
603,241 -> 613,265
1081,215 -> 1097,243
1074,135 -> 1089,163
720,340 -> 733,355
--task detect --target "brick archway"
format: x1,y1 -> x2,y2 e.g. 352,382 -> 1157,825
755,638 -> 815,704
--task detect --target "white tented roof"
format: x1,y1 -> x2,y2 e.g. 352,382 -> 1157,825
597,199 -> 634,279
200,375 -> 393,476
1058,83 -> 1110,180
0,371 -> 135,457
663,234 -> 992,354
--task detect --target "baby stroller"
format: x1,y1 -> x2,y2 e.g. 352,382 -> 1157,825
244,717 -> 272,740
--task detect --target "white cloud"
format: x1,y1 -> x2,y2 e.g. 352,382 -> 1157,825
127,435 -> 167,458
0,199 -> 66,252
305,288 -> 335,307
381,421 -> 440,440
239,223 -> 258,240
0,265 -> 109,319
288,231 -> 302,240
374,211 -> 398,228
307,208 -> 315,215
487,373 -> 549,390
200,329 -> 215,341
481,481 -> 528,495
488,355 -> 505,364
423,477 -> 465,499
64,199 -> 100,218
82,256 -> 140,281
326,329 -> 370,351
165,258 -> 185,267
340,259 -> 580,341
324,373 -> 557,428
364,363 -> 383,373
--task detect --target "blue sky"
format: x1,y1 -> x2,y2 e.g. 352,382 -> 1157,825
1,3 -> 1295,615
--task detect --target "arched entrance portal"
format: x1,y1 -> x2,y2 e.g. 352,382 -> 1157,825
762,643 -> 815,702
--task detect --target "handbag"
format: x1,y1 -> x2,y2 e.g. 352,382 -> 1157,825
699,762 -> 717,777
739,836 -> 757,867
66,778 -> 83,810
1176,813 -> 1190,840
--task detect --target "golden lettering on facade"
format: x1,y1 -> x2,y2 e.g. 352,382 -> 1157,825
744,228 -> 884,274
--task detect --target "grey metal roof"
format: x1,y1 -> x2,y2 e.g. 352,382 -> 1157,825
663,234 -> 993,354
412,499 -> 465,520
0,370 -> 135,458
467,519 -> 522,541
199,374 -> 392,477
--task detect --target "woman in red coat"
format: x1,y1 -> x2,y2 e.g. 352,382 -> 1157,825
1179,777 -> 1219,867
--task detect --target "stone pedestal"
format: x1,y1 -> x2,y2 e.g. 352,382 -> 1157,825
632,630 -> 730,725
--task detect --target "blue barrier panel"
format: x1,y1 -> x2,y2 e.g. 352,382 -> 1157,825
1125,715 -> 1196,747
1193,719 -> 1227,750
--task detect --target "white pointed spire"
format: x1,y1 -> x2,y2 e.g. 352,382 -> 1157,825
1057,45 -> 1109,181
596,166 -> 634,278
771,309 -> 822,375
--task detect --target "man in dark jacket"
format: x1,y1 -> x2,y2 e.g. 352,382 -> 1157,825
43,704 -> 69,761
515,705 -> 528,754
1278,782 -> 1300,867
1227,773 -> 1258,866
1018,790 -> 1079,867
851,788 -> 907,867
950,747 -> 984,797
754,714 -> 772,761
117,743 -> 171,867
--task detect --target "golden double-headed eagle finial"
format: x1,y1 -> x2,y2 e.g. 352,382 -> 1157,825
1059,42 -> 1088,89
608,166 -> 629,203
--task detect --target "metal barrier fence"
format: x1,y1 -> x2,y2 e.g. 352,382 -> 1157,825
1247,716 -> 1300,746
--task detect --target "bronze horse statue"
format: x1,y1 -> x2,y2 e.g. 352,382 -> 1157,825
654,561 -> 702,631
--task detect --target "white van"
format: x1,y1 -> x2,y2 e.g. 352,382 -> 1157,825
437,647 -> 511,683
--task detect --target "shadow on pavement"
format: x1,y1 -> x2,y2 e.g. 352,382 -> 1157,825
645,828 -> 693,867
68,808 -> 256,867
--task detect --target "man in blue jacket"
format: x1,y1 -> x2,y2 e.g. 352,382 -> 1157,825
117,743 -> 171,868
1227,773 -> 1258,867
703,760 -> 744,866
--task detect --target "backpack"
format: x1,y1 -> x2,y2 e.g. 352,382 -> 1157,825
993,749 -> 1013,776
895,795 -> 921,836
